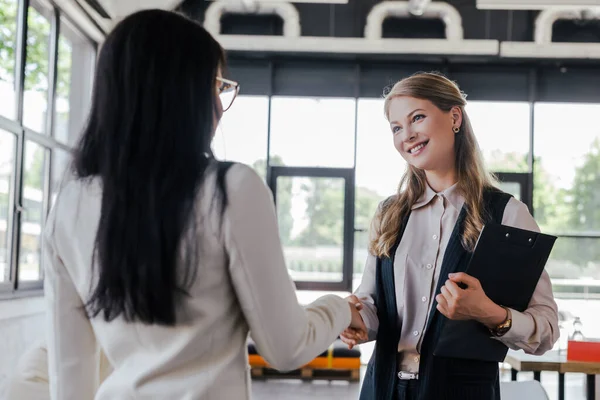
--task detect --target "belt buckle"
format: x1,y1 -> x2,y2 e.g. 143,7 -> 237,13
397,371 -> 418,380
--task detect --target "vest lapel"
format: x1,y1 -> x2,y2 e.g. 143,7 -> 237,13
370,212 -> 411,400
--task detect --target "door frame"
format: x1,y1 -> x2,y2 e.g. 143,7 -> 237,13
495,172 -> 533,212
268,166 -> 355,292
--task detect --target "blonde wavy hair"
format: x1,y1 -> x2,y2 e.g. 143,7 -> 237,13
370,72 -> 498,258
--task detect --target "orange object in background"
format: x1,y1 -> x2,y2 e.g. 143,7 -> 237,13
249,354 -> 360,370
567,340 -> 600,362
248,354 -> 269,367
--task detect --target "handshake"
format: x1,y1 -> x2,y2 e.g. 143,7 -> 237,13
342,295 -> 368,350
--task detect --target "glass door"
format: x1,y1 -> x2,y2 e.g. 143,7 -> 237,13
268,166 -> 355,291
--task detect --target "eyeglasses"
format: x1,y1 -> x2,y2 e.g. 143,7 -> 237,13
216,77 -> 240,112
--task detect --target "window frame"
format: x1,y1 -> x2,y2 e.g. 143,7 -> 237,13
0,0 -> 97,299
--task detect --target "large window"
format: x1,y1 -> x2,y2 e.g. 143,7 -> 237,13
0,130 -> 16,283
212,95 -> 269,178
354,98 -> 406,288
534,102 -> 600,339
276,175 -> 346,283
54,17 -> 94,145
0,0 -> 95,296
534,103 -> 600,273
19,141 -> 47,282
466,101 -> 531,173
23,0 -> 52,134
269,97 -> 356,169
0,0 -> 18,120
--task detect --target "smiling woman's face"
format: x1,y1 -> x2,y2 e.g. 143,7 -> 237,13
388,96 -> 459,174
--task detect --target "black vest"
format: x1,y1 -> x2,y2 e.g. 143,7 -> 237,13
359,189 -> 512,400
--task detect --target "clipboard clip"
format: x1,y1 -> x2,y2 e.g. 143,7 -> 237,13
503,231 -> 537,247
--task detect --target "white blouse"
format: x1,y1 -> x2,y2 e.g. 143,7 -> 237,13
43,162 -> 352,400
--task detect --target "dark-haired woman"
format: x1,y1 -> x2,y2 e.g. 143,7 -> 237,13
43,10 -> 365,400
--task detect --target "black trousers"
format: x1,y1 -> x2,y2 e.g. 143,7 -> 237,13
395,379 -> 419,400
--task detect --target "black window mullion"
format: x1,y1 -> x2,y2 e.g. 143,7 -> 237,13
11,129 -> 25,291
265,61 -> 273,183
527,67 -> 538,216
14,0 -> 30,124
11,0 -> 31,291
46,5 -> 60,138
343,169 -> 355,292
40,145 -> 51,281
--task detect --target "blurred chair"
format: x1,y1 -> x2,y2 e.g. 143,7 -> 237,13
500,380 -> 550,400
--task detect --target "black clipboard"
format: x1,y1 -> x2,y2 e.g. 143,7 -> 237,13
433,223 -> 557,362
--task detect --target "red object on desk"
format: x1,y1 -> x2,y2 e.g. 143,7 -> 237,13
567,340 -> 600,362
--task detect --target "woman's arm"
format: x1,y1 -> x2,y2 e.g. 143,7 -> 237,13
44,207 -> 97,400
223,164 -> 361,371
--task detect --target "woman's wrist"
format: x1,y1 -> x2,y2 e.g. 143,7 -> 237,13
476,299 -> 508,329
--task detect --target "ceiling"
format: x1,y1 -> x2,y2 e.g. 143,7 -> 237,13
478,0 -> 600,8
56,0 -> 600,47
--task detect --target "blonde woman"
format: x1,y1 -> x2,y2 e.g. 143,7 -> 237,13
341,72 -> 559,400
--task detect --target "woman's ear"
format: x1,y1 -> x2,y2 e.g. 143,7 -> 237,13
451,106 -> 463,129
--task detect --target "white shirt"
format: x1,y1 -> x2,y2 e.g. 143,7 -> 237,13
43,162 -> 351,400
355,183 -> 559,373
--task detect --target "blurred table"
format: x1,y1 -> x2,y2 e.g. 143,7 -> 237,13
505,349 -> 600,400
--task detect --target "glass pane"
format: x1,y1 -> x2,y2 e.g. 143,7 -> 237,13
277,176 -> 345,282
212,95 -> 269,178
548,238 -> 600,281
546,237 -> 600,282
19,141 -> 48,281
549,238 -> 600,339
354,98 -> 407,288
534,103 -> 600,235
497,181 -> 521,201
0,0 -> 18,119
269,97 -> 355,168
54,18 -> 95,144
51,148 -> 70,205
466,101 -> 531,173
23,1 -> 52,133
0,130 -> 16,283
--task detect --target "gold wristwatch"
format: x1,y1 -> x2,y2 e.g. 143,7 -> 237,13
490,306 -> 512,337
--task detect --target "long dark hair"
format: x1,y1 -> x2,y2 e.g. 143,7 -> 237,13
73,10 -> 226,325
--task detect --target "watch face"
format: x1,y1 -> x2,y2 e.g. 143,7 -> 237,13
497,326 -> 510,334
495,319 -> 512,336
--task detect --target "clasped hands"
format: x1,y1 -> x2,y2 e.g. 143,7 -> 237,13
343,295 -> 368,350
340,272 -> 505,350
